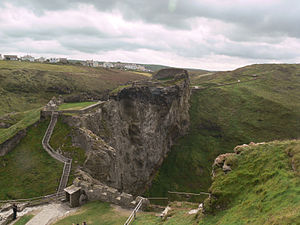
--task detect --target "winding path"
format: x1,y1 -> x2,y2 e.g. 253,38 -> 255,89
42,112 -> 72,193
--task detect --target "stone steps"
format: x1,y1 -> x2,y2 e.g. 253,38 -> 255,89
42,111 -> 72,194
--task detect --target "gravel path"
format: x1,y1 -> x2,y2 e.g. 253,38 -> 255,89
25,203 -> 76,225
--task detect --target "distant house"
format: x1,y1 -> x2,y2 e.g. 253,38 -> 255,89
0,54 -> 3,60
37,57 -> 46,63
21,55 -> 35,62
86,60 -> 99,67
49,58 -> 59,63
102,62 -> 114,68
136,65 -> 147,71
124,64 -> 138,70
4,55 -> 18,61
59,58 -> 68,64
113,63 -> 125,69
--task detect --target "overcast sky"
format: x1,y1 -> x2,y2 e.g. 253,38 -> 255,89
0,0 -> 299,70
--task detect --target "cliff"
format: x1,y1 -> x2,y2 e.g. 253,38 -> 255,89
64,69 -> 191,195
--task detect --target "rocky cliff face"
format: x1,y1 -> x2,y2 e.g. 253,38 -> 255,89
66,69 -> 191,195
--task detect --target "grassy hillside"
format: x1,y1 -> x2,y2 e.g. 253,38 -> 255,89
147,64 -> 300,198
0,120 -> 63,199
0,61 -> 146,116
200,140 -> 300,225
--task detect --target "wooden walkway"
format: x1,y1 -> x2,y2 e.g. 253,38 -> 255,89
42,112 -> 72,194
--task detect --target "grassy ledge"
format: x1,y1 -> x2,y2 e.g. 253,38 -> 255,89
58,102 -> 97,111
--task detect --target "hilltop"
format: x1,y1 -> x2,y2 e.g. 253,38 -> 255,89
148,64 -> 300,198
0,61 -> 147,116
0,61 -> 147,144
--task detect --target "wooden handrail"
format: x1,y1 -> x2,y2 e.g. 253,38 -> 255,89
124,198 -> 144,225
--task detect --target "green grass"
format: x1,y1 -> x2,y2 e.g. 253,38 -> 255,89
147,64 -> 300,200
50,118 -> 86,184
58,102 -> 97,111
14,214 -> 34,225
0,120 -> 63,200
199,140 -> 300,225
0,61 -> 146,116
0,108 -> 41,144
133,202 -> 199,225
53,201 -> 128,225
133,210 -> 197,225
53,200 -> 198,225
110,84 -> 131,94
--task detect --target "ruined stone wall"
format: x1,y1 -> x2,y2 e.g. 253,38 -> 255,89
0,130 -> 26,157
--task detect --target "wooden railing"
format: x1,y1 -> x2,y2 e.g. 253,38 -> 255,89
124,198 -> 144,225
0,192 -> 64,204
42,111 -> 72,194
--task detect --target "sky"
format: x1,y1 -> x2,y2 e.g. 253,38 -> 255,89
0,0 -> 299,70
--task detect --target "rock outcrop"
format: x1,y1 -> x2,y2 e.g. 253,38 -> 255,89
64,69 -> 191,195
153,68 -> 187,80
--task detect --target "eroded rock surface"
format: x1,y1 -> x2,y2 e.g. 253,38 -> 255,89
65,69 -> 191,195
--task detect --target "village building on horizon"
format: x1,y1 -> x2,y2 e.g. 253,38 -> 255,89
0,53 -> 153,72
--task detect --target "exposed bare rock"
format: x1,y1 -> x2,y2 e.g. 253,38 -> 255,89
153,68 -> 187,80
64,69 -> 191,195
212,153 -> 235,177
234,142 -> 266,154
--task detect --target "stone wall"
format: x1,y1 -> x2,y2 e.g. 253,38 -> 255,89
40,101 -> 104,120
0,129 -> 26,157
73,174 -> 149,209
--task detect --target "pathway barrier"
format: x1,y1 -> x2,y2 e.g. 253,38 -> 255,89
42,111 -> 72,194
0,192 -> 64,204
124,198 -> 144,225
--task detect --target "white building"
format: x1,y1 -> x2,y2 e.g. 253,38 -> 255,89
124,64 -> 138,70
49,58 -> 59,63
59,58 -> 68,63
0,54 -> 3,60
102,62 -> 114,68
86,60 -> 99,67
37,57 -> 46,63
4,55 -> 18,61
21,55 -> 35,62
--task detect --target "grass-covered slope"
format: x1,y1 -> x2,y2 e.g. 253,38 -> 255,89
200,140 -> 300,225
50,118 -> 86,184
53,201 -> 128,225
148,64 -> 300,198
0,61 -> 146,116
0,120 -> 63,199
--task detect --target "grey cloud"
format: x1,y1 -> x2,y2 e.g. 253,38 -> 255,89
3,0 -> 300,39
1,0 -> 300,66
1,26 -> 105,41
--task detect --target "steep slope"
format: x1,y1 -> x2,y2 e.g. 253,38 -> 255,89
148,64 -> 300,198
128,140 -> 300,224
200,140 -> 300,225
